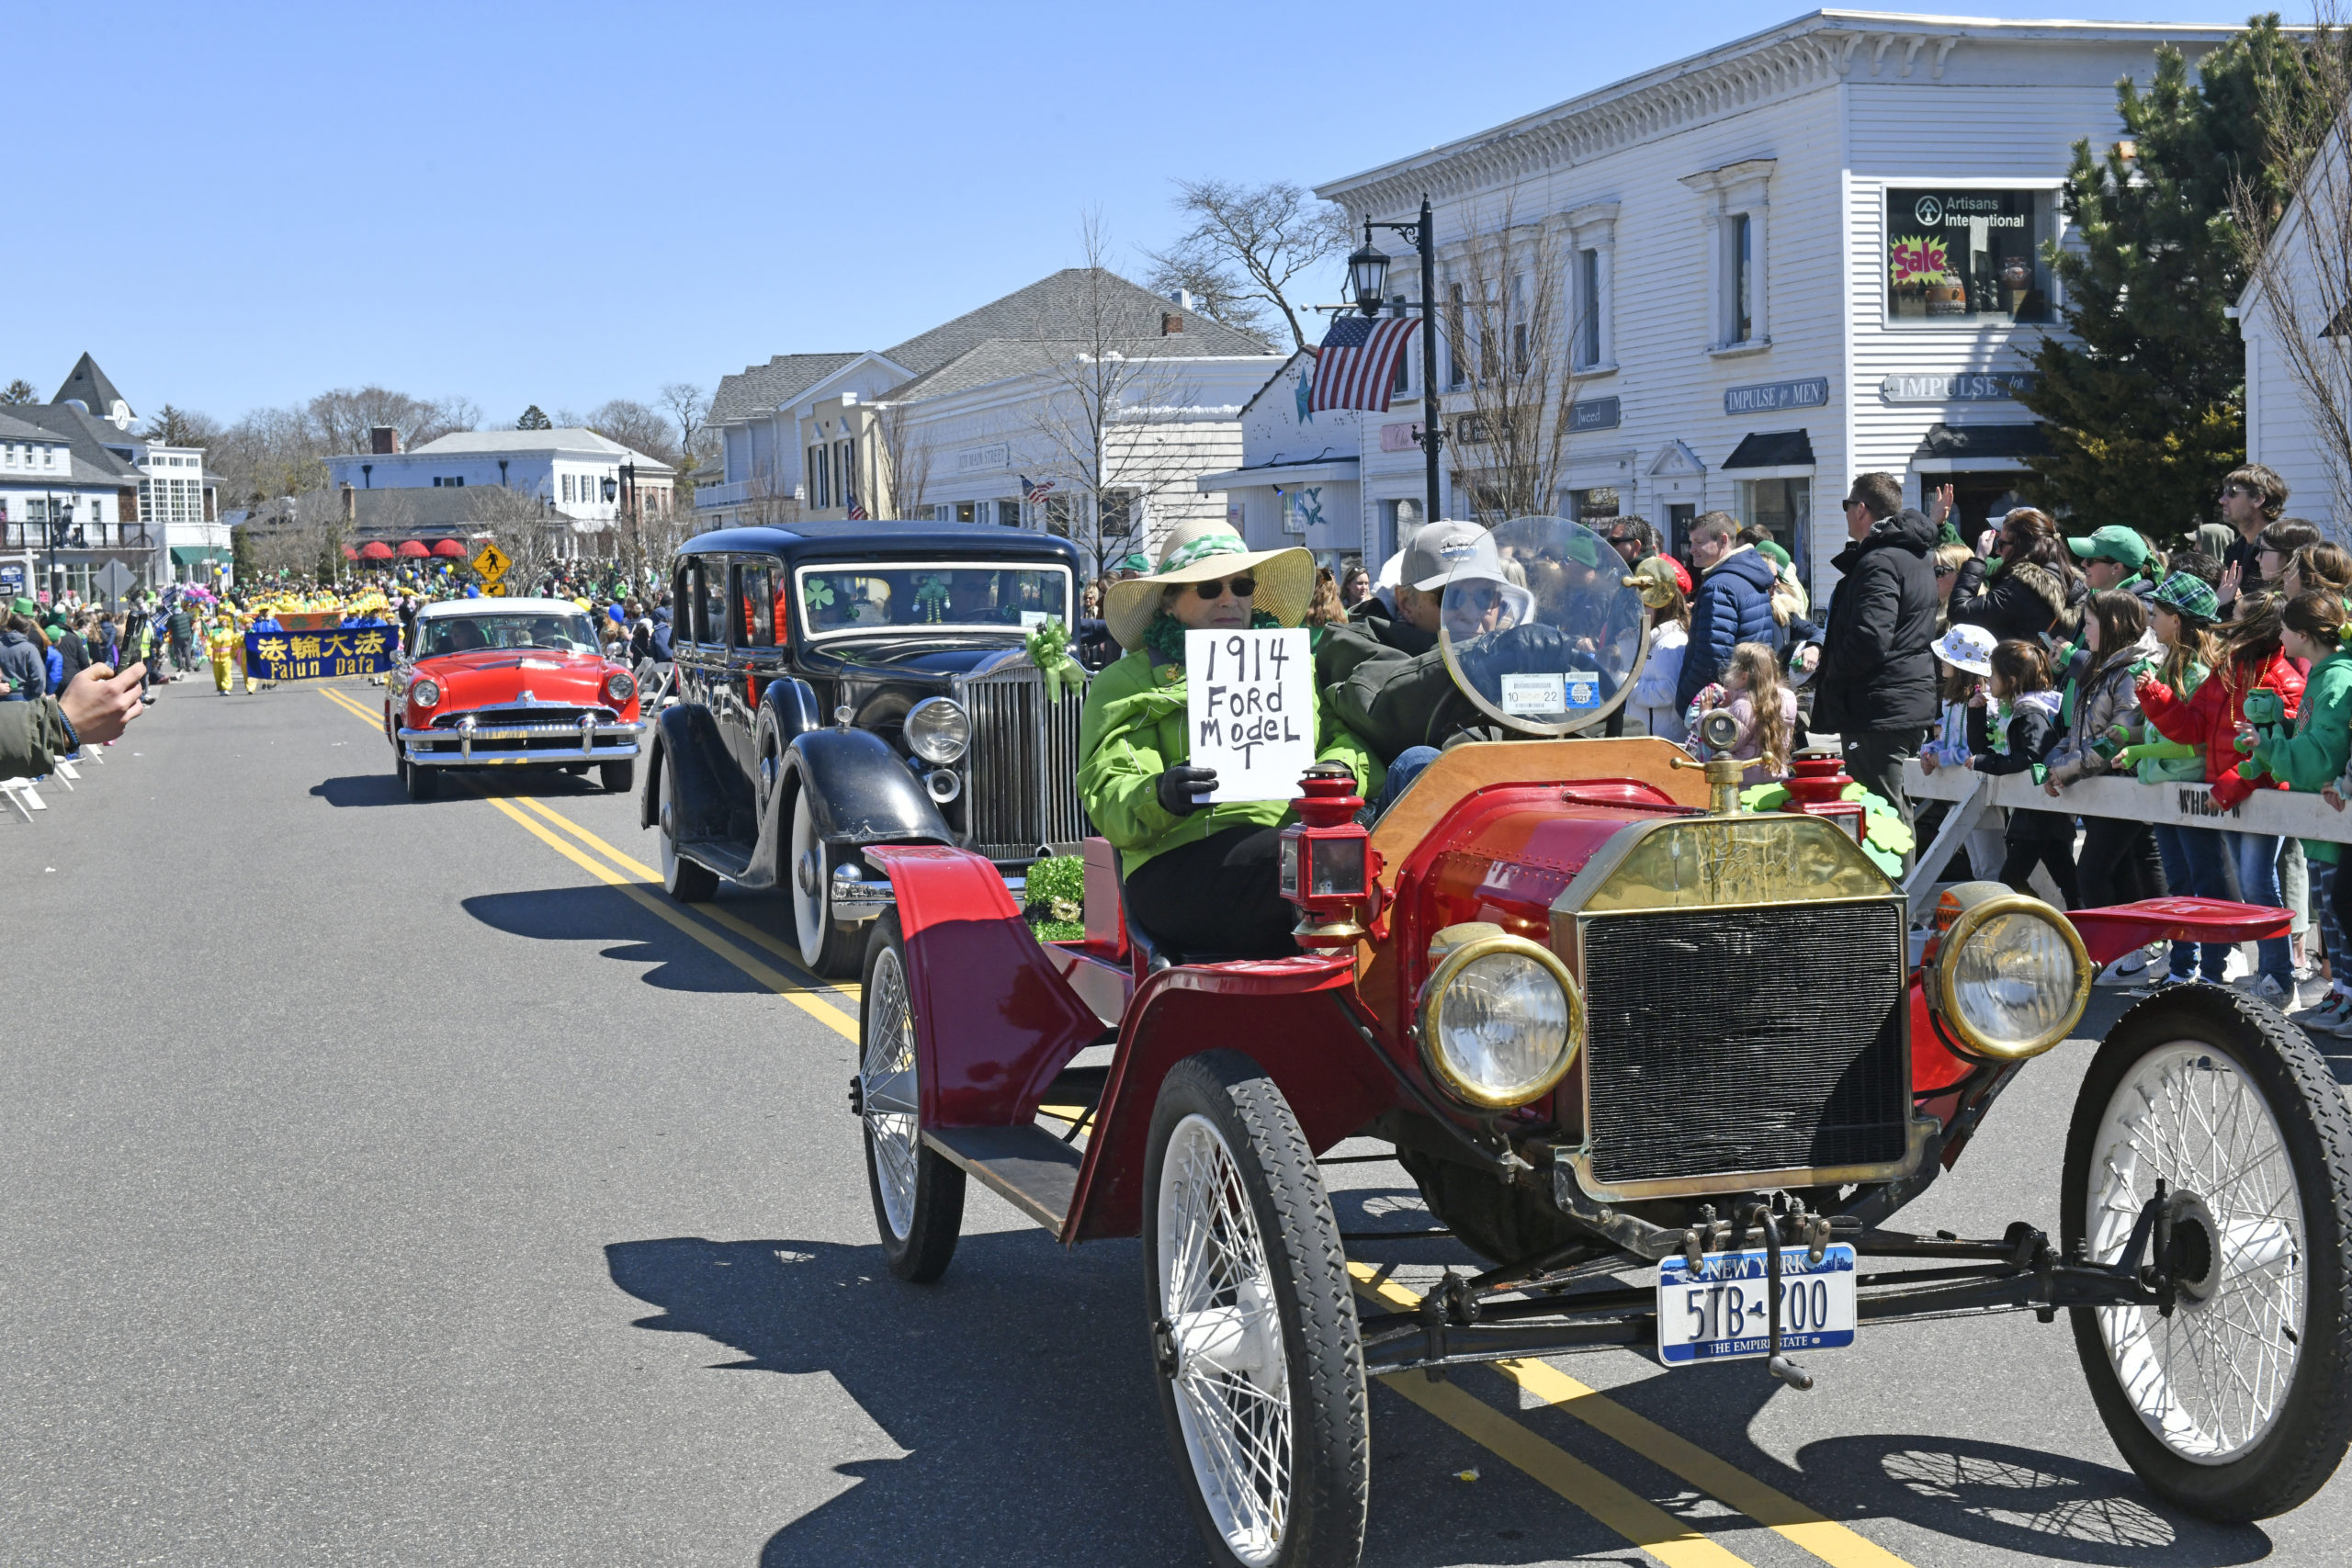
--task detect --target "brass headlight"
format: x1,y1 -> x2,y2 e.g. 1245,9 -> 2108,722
1932,886 -> 2092,1060
1417,925 -> 1585,1109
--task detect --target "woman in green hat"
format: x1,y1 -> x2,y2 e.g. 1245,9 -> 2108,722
1080,520 -> 1382,957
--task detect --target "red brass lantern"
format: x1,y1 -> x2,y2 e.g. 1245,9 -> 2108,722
1281,761 -> 1374,948
1779,749 -> 1866,841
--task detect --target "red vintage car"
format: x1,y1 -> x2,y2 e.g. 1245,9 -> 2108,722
382,597 -> 645,801
848,517 -> 2352,1568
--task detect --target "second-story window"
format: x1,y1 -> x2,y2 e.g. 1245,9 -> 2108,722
1727,213 -> 1754,344
1577,249 -> 1602,368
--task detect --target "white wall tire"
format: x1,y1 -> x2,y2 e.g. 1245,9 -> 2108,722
1143,1053 -> 1367,1568
2063,984 -> 2352,1519
789,784 -> 864,977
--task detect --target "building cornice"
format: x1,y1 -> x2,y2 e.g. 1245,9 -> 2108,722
1315,10 -> 2246,222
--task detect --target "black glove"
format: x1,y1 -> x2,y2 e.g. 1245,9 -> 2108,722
1155,763 -> 1218,816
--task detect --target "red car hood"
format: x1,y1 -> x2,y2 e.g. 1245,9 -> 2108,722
409,649 -> 636,717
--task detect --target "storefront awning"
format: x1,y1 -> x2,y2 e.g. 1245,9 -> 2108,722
1195,457 -> 1361,492
169,546 -> 232,565
1913,423 -> 2047,470
1721,430 -> 1815,469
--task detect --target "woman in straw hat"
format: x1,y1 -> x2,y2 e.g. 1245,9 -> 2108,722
1079,520 -> 1384,958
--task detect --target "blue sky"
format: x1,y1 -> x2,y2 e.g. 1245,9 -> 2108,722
23,0 -> 2257,429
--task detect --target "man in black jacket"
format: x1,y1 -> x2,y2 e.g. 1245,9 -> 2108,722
1813,474 -> 1939,867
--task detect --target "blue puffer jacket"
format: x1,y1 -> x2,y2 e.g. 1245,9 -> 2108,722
1676,547 -> 1781,710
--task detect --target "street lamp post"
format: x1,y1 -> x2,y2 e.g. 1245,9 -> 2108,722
44,491 -> 67,604
1349,195 -> 1445,532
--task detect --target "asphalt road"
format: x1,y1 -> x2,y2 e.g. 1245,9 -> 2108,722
6,680 -> 2352,1567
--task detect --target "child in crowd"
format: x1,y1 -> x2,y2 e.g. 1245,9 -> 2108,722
1968,637 -> 2079,904
1625,559 -> 1690,742
1690,641 -> 1797,784
2123,573 -> 2229,986
2043,590 -> 2165,907
1919,624 -> 1994,774
2139,589 -> 2307,1002
2256,592 -> 2352,1030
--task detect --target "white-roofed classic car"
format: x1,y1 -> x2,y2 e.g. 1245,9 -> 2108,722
382,596 -> 646,801
644,521 -> 1091,974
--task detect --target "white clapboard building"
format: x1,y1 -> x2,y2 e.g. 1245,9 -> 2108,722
1296,11 -> 2244,588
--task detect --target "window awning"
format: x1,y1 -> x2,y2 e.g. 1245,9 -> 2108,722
1721,430 -> 1815,469
1913,423 -> 2047,469
169,546 -> 232,565
1195,457 -> 1361,493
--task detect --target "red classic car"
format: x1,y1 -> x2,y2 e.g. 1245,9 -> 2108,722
382,597 -> 645,801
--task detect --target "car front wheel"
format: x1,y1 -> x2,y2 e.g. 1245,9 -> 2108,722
600,759 -> 634,794
2062,984 -> 2352,1520
403,756 -> 436,801
859,912 -> 964,1282
1145,1052 -> 1368,1568
790,784 -> 865,977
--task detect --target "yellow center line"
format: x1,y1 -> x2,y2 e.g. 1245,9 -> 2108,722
507,795 -> 861,1005
1351,1266 -> 1915,1568
314,689 -> 858,1039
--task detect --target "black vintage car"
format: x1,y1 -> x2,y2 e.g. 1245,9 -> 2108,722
643,521 -> 1091,975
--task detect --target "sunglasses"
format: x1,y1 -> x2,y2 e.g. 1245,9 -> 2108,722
1190,575 -> 1257,600
1606,536 -> 1640,549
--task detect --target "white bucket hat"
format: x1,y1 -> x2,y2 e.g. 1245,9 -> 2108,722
1102,520 -> 1314,650
1931,622 -> 1996,675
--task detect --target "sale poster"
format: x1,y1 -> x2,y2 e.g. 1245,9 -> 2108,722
1184,627 -> 1316,804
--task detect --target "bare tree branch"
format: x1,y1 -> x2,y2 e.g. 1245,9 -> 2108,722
1143,178 -> 1351,351
1443,196 -> 1591,524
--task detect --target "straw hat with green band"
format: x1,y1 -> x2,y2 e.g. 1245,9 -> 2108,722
1102,519 -> 1314,650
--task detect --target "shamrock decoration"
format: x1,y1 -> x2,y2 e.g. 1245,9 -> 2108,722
1025,617 -> 1082,703
804,579 -> 835,614
1737,781 -> 1915,878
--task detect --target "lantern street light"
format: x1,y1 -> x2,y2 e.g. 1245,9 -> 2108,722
1351,197 -> 1444,535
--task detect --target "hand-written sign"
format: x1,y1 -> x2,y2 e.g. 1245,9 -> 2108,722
1185,627 -> 1316,804
246,628 -> 399,682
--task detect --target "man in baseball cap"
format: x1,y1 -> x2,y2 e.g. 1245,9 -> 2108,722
2067,525 -> 2155,597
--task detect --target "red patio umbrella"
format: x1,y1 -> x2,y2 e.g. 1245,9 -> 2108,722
358,541 -> 395,560
431,538 -> 469,558
342,546 -> 360,559
395,540 -> 430,558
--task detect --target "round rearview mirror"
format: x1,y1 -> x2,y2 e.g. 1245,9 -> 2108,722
1436,516 -> 1649,735
1698,707 -> 1742,751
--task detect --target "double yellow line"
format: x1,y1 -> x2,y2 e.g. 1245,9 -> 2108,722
316,684 -> 1913,1568
316,686 -> 857,1039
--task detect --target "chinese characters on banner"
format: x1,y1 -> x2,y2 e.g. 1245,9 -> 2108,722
1184,628 -> 1315,804
245,628 -> 398,682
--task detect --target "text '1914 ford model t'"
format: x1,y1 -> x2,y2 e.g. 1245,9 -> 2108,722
848,516 -> 2352,1568
642,521 -> 1090,974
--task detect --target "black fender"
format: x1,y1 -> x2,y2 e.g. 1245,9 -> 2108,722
781,727 -> 954,848
643,705 -> 749,849
764,675 -> 823,742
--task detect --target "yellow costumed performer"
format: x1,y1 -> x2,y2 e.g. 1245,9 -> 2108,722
206,615 -> 242,694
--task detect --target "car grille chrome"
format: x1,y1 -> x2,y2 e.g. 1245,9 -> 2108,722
956,657 -> 1090,862
1575,900 -> 1910,1190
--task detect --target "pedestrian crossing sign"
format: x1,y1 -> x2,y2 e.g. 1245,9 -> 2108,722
470,543 -> 512,581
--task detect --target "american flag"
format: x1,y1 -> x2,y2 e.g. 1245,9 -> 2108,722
846,495 -> 867,521
1308,314 -> 1419,413
1019,474 -> 1056,502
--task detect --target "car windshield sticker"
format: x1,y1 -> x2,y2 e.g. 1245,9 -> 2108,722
1566,671 -> 1602,707
1500,672 -> 1566,716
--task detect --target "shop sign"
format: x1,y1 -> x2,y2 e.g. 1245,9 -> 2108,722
1724,378 -> 1829,416
1378,421 -> 1424,453
1568,396 -> 1622,433
1878,373 -> 2039,403
956,443 -> 1011,473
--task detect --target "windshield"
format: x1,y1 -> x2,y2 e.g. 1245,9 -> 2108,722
793,562 -> 1071,638
417,612 -> 600,658
1436,516 -> 1648,735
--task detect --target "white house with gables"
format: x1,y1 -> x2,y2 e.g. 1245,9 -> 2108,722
1304,9 -> 2247,589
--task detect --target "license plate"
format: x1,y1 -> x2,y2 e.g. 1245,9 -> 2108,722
1657,1243 -> 1857,1367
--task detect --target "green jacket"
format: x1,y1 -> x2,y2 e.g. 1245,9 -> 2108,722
0,695 -> 74,783
2250,649 -> 2352,864
1078,645 -> 1384,876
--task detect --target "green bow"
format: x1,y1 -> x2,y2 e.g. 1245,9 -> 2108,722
1026,617 -> 1082,703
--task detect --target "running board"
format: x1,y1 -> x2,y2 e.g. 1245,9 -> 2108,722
922,1125 -> 1083,1239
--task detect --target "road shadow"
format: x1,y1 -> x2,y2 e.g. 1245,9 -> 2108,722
461,887 -> 766,994
311,773 -> 410,808
604,1234 -> 1203,1567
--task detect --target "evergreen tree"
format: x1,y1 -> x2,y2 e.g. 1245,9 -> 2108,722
515,404 -> 552,430
2018,17 -> 2311,540
0,378 -> 34,404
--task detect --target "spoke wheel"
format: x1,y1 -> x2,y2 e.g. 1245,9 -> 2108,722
859,912 -> 963,1281
1145,1053 -> 1366,1568
2063,984 -> 2352,1520
790,784 -> 864,976
658,759 -> 718,903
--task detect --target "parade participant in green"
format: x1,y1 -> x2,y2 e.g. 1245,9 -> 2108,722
1079,521 -> 1382,958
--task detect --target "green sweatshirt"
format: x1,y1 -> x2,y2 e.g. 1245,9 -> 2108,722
1078,645 -> 1384,876
2250,649 -> 2352,865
